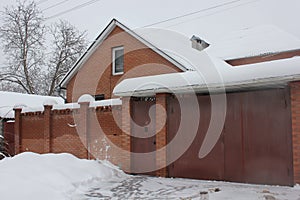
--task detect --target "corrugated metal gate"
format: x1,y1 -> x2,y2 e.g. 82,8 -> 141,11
130,97 -> 156,175
167,88 -> 293,185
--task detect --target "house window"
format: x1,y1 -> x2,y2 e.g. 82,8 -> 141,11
112,46 -> 124,75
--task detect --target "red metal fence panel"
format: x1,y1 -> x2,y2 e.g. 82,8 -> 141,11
167,88 -> 293,185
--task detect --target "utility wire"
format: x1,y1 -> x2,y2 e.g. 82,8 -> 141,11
164,0 -> 260,29
141,0 -> 242,28
42,0 -> 70,12
45,0 -> 102,20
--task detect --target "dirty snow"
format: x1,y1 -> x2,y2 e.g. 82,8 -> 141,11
0,152 -> 300,200
71,176 -> 300,200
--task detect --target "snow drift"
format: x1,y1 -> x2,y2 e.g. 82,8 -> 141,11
0,152 -> 126,200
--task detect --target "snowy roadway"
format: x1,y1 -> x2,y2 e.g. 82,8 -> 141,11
1,152 -> 300,200
70,174 -> 300,200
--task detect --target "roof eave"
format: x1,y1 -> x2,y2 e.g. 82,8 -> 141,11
59,19 -> 119,88
114,75 -> 300,97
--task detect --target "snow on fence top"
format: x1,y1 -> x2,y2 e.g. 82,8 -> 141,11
52,103 -> 80,110
0,91 -> 64,119
90,98 -> 122,107
19,98 -> 122,115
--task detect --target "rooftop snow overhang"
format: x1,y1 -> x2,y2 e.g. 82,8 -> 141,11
114,74 -> 299,97
113,56 -> 300,97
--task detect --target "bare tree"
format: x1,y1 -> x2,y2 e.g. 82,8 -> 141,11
0,1 -> 45,94
0,1 -> 87,96
46,20 -> 86,96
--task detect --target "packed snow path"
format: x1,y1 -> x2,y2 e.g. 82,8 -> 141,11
71,175 -> 300,200
1,153 -> 300,200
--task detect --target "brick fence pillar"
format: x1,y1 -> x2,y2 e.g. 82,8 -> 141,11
155,93 -> 169,177
43,105 -> 52,153
78,101 -> 90,159
120,97 -> 131,172
13,108 -> 22,155
290,81 -> 300,184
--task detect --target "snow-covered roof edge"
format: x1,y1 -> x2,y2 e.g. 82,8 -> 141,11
113,56 -> 300,96
20,98 -> 122,114
58,19 -> 189,88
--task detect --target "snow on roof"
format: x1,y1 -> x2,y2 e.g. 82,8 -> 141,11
206,25 -> 300,60
0,91 -> 64,119
113,25 -> 300,96
114,56 -> 300,96
59,19 -> 300,89
134,28 -> 200,71
135,24 -> 300,61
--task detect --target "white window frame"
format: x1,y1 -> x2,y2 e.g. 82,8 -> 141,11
112,46 -> 124,75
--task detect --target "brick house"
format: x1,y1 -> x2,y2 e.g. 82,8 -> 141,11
14,19 -> 300,186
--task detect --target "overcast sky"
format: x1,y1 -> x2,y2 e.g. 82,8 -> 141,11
0,0 -> 299,66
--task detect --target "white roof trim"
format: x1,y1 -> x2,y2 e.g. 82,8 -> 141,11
114,75 -> 298,97
59,19 -> 189,88
113,56 -> 300,96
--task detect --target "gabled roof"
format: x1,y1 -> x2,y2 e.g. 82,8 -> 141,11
59,19 -> 300,89
59,19 -> 191,88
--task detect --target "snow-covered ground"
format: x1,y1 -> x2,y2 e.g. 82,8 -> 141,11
0,153 -> 126,200
71,176 -> 300,200
1,153 -> 300,200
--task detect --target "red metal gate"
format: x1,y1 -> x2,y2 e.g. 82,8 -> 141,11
130,97 -> 156,175
167,94 -> 225,180
167,88 -> 293,185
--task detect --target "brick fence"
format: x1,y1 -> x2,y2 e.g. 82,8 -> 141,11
13,100 -> 130,171
290,81 -> 300,183
13,95 -> 170,176
3,121 -> 15,156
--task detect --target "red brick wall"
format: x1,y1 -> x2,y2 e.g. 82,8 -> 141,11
66,26 -> 181,102
89,106 -> 125,167
21,114 -> 44,153
3,121 -> 15,155
155,94 -> 168,177
290,81 -> 300,183
15,104 -> 125,166
50,110 -> 87,159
